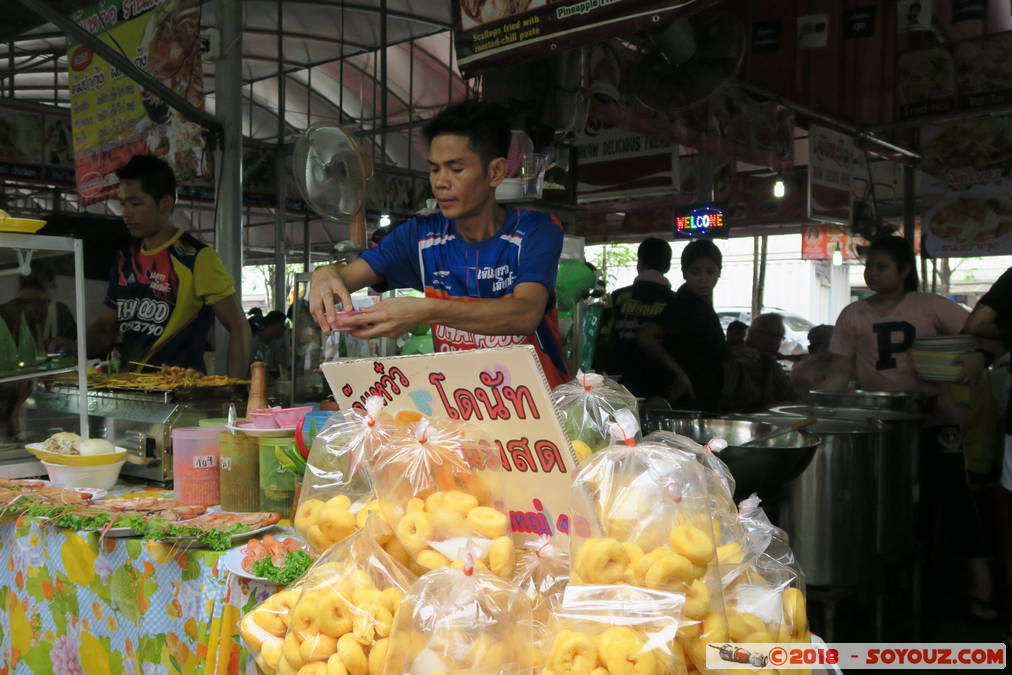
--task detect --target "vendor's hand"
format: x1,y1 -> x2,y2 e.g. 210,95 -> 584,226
954,351 -> 987,385
308,264 -> 354,332
666,371 -> 696,402
338,297 -> 431,340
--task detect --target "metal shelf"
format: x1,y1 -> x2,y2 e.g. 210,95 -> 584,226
0,365 -> 78,385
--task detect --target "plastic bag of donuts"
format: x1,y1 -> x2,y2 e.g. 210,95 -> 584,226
276,518 -> 417,675
293,397 -> 397,553
382,551 -> 534,675
239,580 -> 306,674
537,584 -> 687,674
367,417 -> 509,576
514,535 -> 570,626
552,371 -> 638,461
569,409 -> 732,674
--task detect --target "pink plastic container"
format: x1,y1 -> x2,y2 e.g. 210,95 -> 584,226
171,426 -> 222,506
273,406 -> 313,428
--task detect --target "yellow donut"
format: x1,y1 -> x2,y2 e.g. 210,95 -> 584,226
622,542 -> 645,566
405,497 -> 425,513
261,638 -> 284,670
395,512 -> 433,553
382,537 -> 411,566
574,538 -> 630,585
428,507 -> 468,537
424,491 -> 445,513
443,489 -> 479,515
782,587 -> 808,633
279,655 -> 299,675
318,505 -> 357,542
290,594 -> 322,636
743,630 -> 775,644
283,632 -> 306,669
307,524 -> 335,553
690,563 -> 708,580
597,626 -> 653,675
255,653 -> 276,675
381,587 -> 404,613
716,541 -> 745,565
668,524 -> 714,565
253,607 -> 287,638
318,593 -> 354,638
466,506 -> 509,539
297,663 -> 329,675
488,536 -> 515,578
355,500 -> 386,531
300,633 -> 339,663
631,546 -> 672,583
351,587 -> 385,609
337,633 -> 369,675
677,621 -> 701,642
295,498 -> 326,533
326,495 -> 353,511
416,549 -> 450,570
700,611 -> 729,643
547,629 -> 599,674
326,653 -> 348,675
728,613 -> 768,642
368,638 -> 389,675
241,612 -> 268,651
644,552 -> 694,591
589,669 -> 609,675
683,579 -> 711,620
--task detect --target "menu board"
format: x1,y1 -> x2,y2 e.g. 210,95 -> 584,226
807,124 -> 854,225
0,104 -> 75,186
66,0 -> 207,203
321,346 -> 579,543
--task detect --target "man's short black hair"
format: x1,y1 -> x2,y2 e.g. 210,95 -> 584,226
681,239 -> 722,271
637,237 -> 672,273
115,154 -> 177,205
422,100 -> 511,169
263,310 -> 287,326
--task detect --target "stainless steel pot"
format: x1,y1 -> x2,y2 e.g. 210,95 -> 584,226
752,411 -> 885,587
642,416 -> 819,500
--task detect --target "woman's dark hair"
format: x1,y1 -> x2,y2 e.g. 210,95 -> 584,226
115,154 -> 177,205
867,235 -> 919,292
680,238 -> 722,271
422,100 -> 511,169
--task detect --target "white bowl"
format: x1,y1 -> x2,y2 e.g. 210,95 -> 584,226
42,460 -> 125,491
495,178 -> 523,201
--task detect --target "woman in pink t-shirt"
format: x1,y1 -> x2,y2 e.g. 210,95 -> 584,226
824,235 -> 995,623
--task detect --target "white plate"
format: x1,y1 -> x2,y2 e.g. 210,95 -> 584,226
220,547 -> 278,583
226,421 -> 297,438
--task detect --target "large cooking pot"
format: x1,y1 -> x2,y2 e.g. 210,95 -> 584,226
752,410 -> 885,587
809,389 -> 935,415
641,415 -> 819,501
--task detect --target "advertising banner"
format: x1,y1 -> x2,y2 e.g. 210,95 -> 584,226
807,124 -> 854,225
801,224 -> 867,261
0,103 -> 75,186
322,347 -> 578,544
452,0 -> 713,77
66,0 -> 207,203
575,126 -> 678,202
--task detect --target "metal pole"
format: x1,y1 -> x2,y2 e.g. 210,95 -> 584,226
274,0 -> 287,312
73,238 -> 89,439
16,0 -> 221,133
902,164 -> 916,242
303,216 -> 311,272
214,0 -> 243,373
380,0 -> 388,164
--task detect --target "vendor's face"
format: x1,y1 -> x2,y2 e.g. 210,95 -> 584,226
864,249 -> 907,294
428,134 -> 505,221
117,179 -> 172,240
683,258 -> 721,299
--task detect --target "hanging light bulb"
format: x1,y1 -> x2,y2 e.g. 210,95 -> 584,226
772,176 -> 786,199
378,213 -> 391,228
832,242 -> 844,266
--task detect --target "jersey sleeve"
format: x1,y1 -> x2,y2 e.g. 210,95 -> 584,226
978,267 -> 1012,323
516,212 -> 564,290
194,247 -> 237,305
829,303 -> 857,357
932,294 -> 969,334
358,218 -> 424,292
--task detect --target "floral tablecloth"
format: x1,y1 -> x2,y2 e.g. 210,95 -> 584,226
0,483 -> 279,675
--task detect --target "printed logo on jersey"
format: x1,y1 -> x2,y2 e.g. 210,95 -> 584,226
117,297 -> 172,337
872,320 -> 916,370
433,324 -> 530,351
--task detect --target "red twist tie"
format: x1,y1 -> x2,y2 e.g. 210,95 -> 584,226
582,373 -> 591,392
536,541 -> 551,558
462,552 -> 475,576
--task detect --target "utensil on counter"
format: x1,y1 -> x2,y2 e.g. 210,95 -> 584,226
739,415 -> 817,447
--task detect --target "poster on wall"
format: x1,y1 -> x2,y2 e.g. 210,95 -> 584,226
451,0 -> 710,77
801,224 -> 866,261
0,104 -> 75,186
66,0 -> 207,204
807,124 -> 854,225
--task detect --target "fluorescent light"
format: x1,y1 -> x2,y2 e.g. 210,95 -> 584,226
378,214 -> 391,228
832,243 -> 843,266
772,177 -> 786,199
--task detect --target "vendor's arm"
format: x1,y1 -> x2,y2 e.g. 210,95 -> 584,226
636,322 -> 695,401
344,282 -> 549,339
85,306 -> 119,358
308,258 -> 384,331
211,294 -> 251,378
820,353 -> 854,391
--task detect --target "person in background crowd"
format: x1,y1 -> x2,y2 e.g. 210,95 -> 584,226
636,238 -> 726,410
83,155 -> 250,377
602,237 -> 677,397
726,319 -> 747,348
823,234 -> 996,625
307,101 -> 567,387
790,324 -> 834,396
251,310 -> 288,377
722,313 -> 795,412
247,307 -> 266,336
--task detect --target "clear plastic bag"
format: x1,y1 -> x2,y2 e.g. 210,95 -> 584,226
239,581 -> 305,674
570,409 -> 731,674
538,584 -> 686,674
514,534 -> 571,657
278,518 -> 417,675
368,418 -> 508,576
554,371 -> 639,460
383,554 -> 534,675
294,397 -> 396,553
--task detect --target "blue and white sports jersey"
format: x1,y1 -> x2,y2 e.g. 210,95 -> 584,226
359,206 -> 568,387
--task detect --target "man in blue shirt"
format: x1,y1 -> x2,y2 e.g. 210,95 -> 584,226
308,101 -> 568,387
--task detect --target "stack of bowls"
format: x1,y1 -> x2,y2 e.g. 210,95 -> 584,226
909,335 -> 975,383
26,442 -> 127,490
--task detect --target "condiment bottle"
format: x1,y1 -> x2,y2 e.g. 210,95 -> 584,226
246,361 -> 268,416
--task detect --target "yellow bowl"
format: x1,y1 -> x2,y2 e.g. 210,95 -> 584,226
0,209 -> 46,233
26,443 -> 127,466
